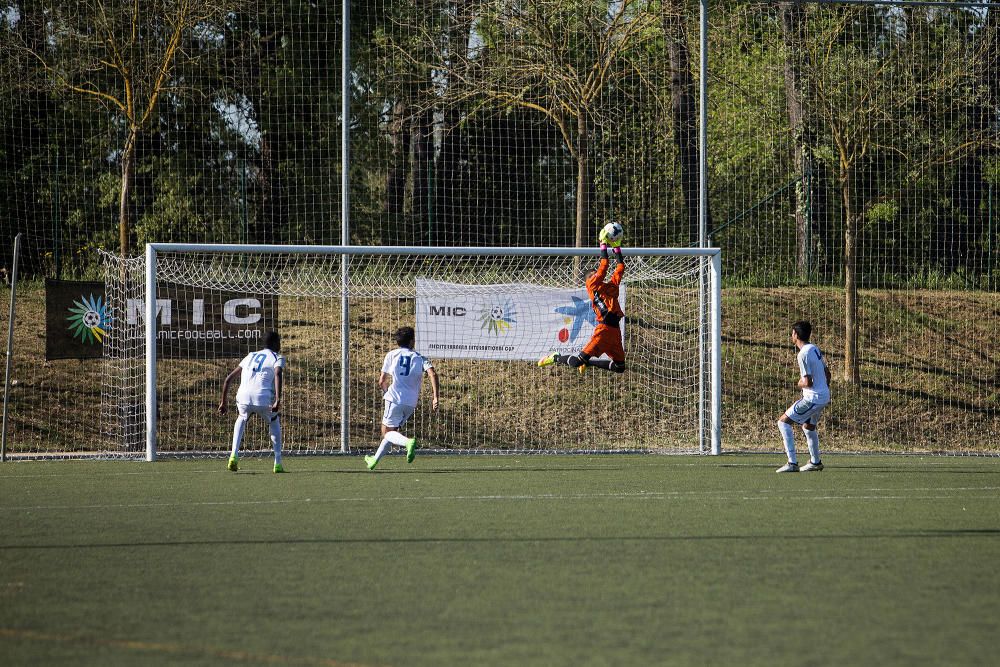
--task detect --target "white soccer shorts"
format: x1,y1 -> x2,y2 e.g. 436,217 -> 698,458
238,403 -> 280,423
784,398 -> 827,426
382,400 -> 416,428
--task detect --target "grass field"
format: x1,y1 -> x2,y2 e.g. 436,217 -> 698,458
2,454 -> 999,666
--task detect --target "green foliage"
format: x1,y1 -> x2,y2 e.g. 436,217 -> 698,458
865,199 -> 898,226
984,156 -> 1000,187
0,0 -> 995,289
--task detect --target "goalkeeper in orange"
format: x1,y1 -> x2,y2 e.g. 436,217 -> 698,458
538,226 -> 626,374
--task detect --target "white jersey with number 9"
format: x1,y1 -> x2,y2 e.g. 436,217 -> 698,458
382,347 -> 433,408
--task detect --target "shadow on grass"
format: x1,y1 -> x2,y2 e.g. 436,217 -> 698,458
718,463 -> 1000,474
288,466 -> 629,475
817,466 -> 1000,474
5,529 -> 1000,550
725,335 -> 995,418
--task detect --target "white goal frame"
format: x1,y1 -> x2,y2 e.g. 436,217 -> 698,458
143,243 -> 723,461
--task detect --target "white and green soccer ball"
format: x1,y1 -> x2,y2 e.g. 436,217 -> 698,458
601,222 -> 624,244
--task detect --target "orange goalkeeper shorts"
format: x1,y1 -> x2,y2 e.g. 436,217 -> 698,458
581,323 -> 625,363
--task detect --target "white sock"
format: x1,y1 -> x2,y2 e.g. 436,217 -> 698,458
373,438 -> 392,462
804,428 -> 820,464
384,431 -> 411,446
270,415 -> 283,465
778,421 -> 797,464
231,411 -> 249,457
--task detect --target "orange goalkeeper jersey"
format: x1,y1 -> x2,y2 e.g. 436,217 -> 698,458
585,258 -> 625,325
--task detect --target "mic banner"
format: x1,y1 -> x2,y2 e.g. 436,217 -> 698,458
415,278 -> 624,361
44,279 -> 278,360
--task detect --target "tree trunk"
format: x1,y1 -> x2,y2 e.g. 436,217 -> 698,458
257,134 -> 278,245
385,97 -> 411,224
411,107 -> 435,244
574,108 -> 591,278
841,169 -> 860,384
663,0 -> 701,244
119,128 -> 138,257
780,1 -> 814,280
575,108 -> 590,248
949,1 -> 999,277
437,0 -> 472,245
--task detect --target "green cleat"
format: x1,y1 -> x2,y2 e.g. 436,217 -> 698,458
364,455 -> 378,470
537,353 -> 558,367
273,463 -> 285,473
405,438 -> 418,464
227,455 -> 239,472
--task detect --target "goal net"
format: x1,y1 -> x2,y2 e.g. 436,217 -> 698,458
101,245 -> 721,458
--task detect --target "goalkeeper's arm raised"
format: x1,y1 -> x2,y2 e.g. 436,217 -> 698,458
610,245 -> 624,285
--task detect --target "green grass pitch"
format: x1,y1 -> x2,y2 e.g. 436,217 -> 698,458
2,454 -> 999,666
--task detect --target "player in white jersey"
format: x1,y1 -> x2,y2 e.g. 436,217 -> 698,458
219,331 -> 287,473
365,326 -> 440,470
776,321 -> 831,473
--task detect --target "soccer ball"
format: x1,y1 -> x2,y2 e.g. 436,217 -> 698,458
601,222 -> 624,244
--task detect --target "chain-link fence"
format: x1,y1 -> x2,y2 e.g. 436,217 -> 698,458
1,0 -> 996,456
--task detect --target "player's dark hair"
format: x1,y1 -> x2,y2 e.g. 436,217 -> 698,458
264,330 -> 281,352
395,326 -> 415,348
791,321 -> 812,342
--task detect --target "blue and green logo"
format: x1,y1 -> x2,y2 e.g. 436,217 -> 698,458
478,300 -> 517,335
67,294 -> 110,344
554,296 -> 596,343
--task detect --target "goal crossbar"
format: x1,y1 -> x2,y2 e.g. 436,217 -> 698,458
145,243 -> 720,257
142,244 -> 722,461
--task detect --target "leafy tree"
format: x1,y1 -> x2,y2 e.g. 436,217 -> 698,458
803,5 -> 998,382
12,0 -> 245,256
662,0 -> 703,243
383,0 -> 659,258
780,0 -> 823,279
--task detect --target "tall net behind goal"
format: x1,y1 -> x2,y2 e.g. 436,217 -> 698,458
102,246 -> 720,458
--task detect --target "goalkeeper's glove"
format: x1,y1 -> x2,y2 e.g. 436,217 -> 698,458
612,245 -> 624,264
599,227 -> 623,248
600,242 -> 609,259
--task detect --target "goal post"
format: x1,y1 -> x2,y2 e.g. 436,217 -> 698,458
112,244 -> 722,461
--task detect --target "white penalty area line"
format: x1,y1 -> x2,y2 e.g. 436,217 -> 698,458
3,457 -> 999,480
0,628 -> 373,667
4,487 -> 1000,513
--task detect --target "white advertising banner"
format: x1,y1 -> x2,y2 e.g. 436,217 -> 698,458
415,278 -> 624,361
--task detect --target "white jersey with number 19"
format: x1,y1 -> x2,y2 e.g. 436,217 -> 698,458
235,348 -> 286,406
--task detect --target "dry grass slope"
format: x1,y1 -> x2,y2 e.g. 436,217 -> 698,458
2,282 -> 997,455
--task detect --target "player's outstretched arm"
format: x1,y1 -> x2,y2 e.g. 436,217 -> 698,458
590,243 -> 610,284
427,367 -> 440,411
611,245 -> 625,283
219,366 -> 241,414
271,366 -> 282,413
